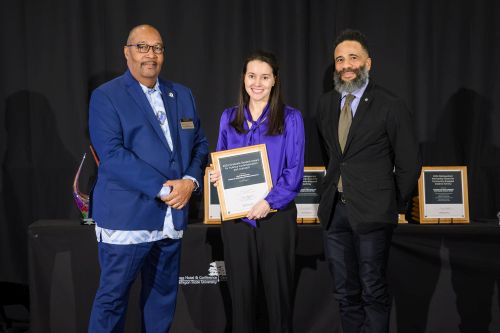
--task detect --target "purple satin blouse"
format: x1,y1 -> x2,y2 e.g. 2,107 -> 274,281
216,105 -> 305,215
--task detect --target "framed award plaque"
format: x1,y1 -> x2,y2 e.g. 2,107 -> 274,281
203,167 -> 221,224
295,166 -> 326,223
418,166 -> 469,224
211,144 -> 273,221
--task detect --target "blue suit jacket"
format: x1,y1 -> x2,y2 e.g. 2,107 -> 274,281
89,70 -> 208,231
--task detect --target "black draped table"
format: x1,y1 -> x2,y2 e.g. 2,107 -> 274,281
28,220 -> 500,333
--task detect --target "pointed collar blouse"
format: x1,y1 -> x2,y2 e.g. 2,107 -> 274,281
216,104 -> 305,225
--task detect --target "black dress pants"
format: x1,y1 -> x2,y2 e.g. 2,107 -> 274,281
221,203 -> 297,333
323,194 -> 393,333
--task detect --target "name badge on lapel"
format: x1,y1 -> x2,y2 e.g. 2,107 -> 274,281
180,118 -> 195,129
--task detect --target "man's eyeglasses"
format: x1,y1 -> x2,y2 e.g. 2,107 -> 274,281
125,43 -> 165,54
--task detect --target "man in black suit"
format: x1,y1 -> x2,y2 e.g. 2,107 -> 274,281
316,29 -> 421,333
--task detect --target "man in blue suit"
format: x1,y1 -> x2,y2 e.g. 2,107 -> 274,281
88,24 -> 208,332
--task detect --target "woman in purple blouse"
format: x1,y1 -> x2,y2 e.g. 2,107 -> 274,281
212,50 -> 304,332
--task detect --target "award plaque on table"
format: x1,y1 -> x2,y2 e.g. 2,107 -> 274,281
211,144 -> 273,221
203,167 -> 221,224
295,167 -> 326,223
418,166 -> 469,224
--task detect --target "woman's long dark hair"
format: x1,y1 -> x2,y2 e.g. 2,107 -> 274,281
230,50 -> 285,135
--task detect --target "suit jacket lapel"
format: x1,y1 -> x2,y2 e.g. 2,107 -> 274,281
326,91 -> 342,156
344,83 -> 374,153
125,73 -> 171,151
160,82 -> 178,154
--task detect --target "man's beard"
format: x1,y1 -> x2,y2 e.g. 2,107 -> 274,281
333,65 -> 369,93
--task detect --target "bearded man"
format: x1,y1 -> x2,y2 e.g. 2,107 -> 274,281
316,29 -> 421,333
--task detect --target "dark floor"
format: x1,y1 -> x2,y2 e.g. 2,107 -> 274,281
0,283 -> 29,333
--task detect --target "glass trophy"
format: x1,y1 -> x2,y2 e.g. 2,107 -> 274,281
73,153 -> 95,225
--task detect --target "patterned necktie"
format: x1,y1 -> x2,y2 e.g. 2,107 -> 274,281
147,87 -> 173,150
337,94 -> 355,192
148,88 -> 167,125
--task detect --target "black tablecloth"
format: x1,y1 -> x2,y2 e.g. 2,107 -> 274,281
28,221 -> 500,333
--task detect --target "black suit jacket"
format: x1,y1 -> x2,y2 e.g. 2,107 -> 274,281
316,82 -> 421,232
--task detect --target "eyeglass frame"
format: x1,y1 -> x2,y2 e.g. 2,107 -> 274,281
125,43 -> 165,54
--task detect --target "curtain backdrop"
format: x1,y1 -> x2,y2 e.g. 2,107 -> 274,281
0,0 -> 499,285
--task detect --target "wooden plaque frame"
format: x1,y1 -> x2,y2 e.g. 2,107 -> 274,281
211,144 -> 273,221
296,166 -> 326,223
203,167 -> 221,224
418,166 -> 469,224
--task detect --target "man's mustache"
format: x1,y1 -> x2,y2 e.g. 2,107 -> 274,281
337,67 -> 361,75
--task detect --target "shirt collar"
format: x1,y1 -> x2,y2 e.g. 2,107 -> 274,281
342,79 -> 369,101
140,80 -> 161,95
244,103 -> 270,125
